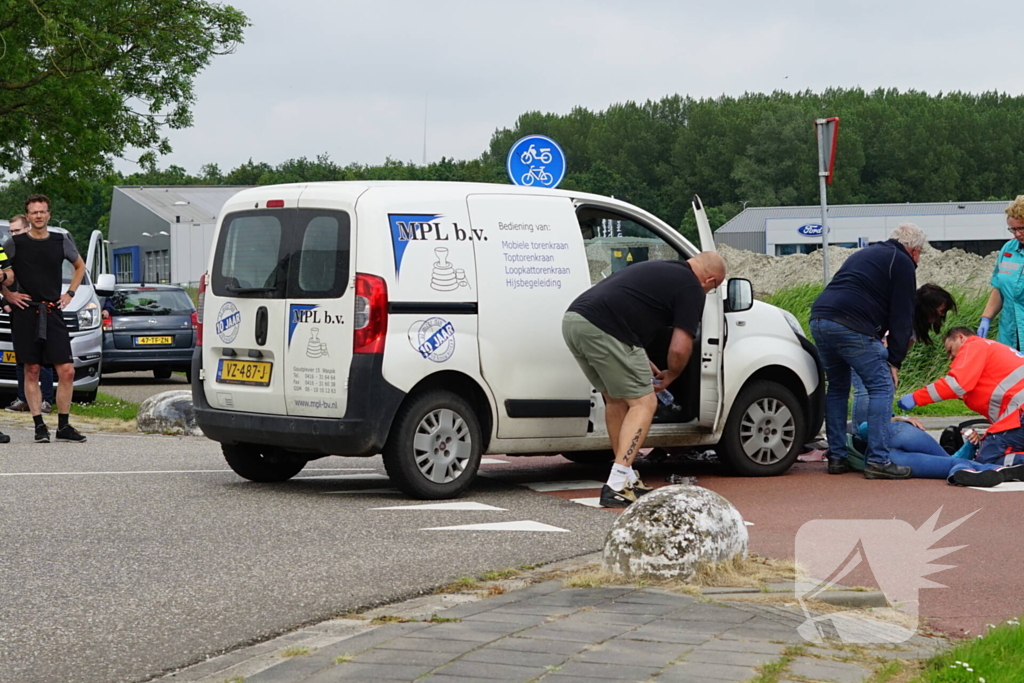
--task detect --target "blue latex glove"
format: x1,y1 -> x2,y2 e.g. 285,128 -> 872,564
977,317 -> 991,338
897,394 -> 916,411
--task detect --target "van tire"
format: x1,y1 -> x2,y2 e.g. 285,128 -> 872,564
154,368 -> 173,380
223,443 -> 306,482
561,450 -> 614,464
383,390 -> 482,500
719,380 -> 805,477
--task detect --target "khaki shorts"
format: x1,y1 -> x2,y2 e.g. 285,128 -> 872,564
561,312 -> 653,400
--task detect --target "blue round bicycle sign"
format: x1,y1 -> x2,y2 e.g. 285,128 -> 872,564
507,135 -> 566,189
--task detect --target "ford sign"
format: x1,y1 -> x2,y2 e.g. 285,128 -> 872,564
797,224 -> 824,236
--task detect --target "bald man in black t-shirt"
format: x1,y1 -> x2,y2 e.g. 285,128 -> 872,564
562,252 -> 726,507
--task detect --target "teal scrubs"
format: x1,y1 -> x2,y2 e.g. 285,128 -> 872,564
991,237 -> 1024,349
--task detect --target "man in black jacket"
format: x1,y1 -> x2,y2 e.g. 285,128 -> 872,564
810,223 -> 926,479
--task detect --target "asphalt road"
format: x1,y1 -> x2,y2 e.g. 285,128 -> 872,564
0,430 -> 610,683
99,371 -> 190,405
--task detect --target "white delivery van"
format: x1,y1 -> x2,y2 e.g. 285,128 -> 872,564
193,182 -> 822,499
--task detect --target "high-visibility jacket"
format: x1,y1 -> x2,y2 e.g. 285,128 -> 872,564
913,336 -> 1024,433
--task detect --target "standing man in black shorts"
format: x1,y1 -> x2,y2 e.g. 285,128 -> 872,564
562,252 -> 726,507
2,194 -> 87,443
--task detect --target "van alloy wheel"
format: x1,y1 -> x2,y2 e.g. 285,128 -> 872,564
739,397 -> 796,465
414,408 -> 472,484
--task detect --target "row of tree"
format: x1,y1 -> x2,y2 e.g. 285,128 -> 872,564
4,88 -> 1024,247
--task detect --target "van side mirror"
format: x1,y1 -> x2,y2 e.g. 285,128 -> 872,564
725,278 -> 753,313
95,273 -> 116,297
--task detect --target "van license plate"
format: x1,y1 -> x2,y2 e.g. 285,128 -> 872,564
1,351 -> 14,364
135,336 -> 173,346
217,359 -> 272,386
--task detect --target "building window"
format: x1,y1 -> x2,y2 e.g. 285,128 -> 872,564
115,252 -> 134,283
143,249 -> 170,283
775,243 -> 857,256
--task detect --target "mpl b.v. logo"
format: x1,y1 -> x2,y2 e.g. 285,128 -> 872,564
795,508 -> 976,644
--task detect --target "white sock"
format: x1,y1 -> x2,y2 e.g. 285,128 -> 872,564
629,468 -> 640,484
607,464 -> 633,491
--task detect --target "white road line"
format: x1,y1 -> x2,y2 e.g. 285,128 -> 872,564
372,502 -> 506,511
968,481 -> 1024,492
294,473 -> 390,481
321,488 -> 402,495
421,521 -> 570,532
523,480 -> 604,492
0,468 -> 372,477
570,497 -> 603,508
745,521 -> 755,526
480,458 -> 509,465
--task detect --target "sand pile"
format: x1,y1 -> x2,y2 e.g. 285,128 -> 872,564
718,243 -> 998,296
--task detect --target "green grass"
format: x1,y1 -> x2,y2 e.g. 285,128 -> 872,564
764,285 -> 989,415
914,617 -> 1023,682
68,392 -> 138,421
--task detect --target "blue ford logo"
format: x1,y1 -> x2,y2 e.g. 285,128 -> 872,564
797,224 -> 824,236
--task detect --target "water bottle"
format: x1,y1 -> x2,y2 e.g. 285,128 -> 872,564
652,378 -> 675,406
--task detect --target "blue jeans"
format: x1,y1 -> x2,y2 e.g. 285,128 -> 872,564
851,371 -> 869,428
977,425 -> 1024,466
16,363 -> 54,403
811,318 -> 893,466
886,422 -> 1003,483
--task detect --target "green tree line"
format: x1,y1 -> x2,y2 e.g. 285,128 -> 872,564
4,87 -> 1024,248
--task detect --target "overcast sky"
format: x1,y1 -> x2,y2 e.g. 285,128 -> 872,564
131,0 -> 1023,175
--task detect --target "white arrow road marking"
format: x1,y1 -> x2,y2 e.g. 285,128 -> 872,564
479,458 -> 509,465
745,521 -> 755,526
570,497 -> 603,508
523,480 -> 604,492
372,502 -> 506,511
421,521 -> 570,532
968,481 -> 1024,492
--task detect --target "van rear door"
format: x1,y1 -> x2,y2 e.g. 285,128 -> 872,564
205,189 -> 305,415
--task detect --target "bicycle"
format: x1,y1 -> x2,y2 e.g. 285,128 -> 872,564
520,166 -> 554,186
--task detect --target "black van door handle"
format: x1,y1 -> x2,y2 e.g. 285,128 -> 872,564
255,306 -> 268,346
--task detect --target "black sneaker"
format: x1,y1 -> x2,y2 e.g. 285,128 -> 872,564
34,424 -> 50,443
998,464 -> 1024,482
600,484 -> 639,508
56,425 -> 87,443
631,476 -> 655,496
863,461 -> 912,479
952,468 -> 1004,488
0,431 -> 9,444
827,456 -> 851,474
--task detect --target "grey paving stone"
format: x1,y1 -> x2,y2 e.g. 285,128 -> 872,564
697,638 -> 786,655
549,660 -> 659,680
490,603 -> 582,616
350,648 -> 458,666
311,661 -> 436,680
404,624 -> 517,643
720,626 -> 804,642
591,602 -> 680,616
576,638 -> 694,667
517,623 -> 633,643
463,611 -> 552,627
314,622 -> 429,657
489,636 -> 590,655
649,618 -> 749,634
559,612 -> 657,628
461,646 -> 569,667
375,637 -> 481,653
685,647 -> 783,667
663,603 -> 756,623
623,624 -> 716,645
658,661 -> 758,682
613,592 -> 696,606
422,677 -> 530,683
788,657 -> 872,682
433,660 -> 549,680
244,656 -> 333,683
701,586 -> 763,594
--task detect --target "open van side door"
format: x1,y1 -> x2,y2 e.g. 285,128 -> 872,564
693,195 -> 725,432
85,230 -> 109,280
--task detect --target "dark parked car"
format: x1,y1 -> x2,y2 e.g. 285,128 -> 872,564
101,285 -> 197,380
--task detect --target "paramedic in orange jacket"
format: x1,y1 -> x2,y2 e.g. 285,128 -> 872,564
898,327 -> 1024,466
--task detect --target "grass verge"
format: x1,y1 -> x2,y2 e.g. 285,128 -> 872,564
69,392 -> 139,422
914,617 -> 1023,682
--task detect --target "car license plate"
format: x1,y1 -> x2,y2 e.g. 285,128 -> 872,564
135,336 -> 173,346
1,351 -> 14,364
216,359 -> 272,386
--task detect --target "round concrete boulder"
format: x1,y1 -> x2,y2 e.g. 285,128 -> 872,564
137,390 -> 202,436
602,485 -> 748,581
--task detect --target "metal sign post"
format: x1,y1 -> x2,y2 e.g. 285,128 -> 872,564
814,117 -> 839,283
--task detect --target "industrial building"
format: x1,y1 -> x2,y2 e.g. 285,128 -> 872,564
714,200 -> 1014,256
107,186 -> 252,285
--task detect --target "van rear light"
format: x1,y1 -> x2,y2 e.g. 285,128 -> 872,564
353,273 -> 388,354
266,199 -> 285,208
196,273 -> 207,345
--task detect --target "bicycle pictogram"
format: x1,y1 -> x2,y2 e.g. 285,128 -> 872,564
520,144 -> 553,165
520,166 -> 554,186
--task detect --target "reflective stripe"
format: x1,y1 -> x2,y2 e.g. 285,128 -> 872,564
1006,453 -> 1017,467
945,376 -> 966,397
927,384 -> 942,403
988,365 -> 1024,423
996,390 -> 1024,425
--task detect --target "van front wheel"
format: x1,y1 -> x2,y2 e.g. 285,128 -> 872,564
383,390 -> 482,500
719,380 -> 805,477
223,443 -> 306,482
